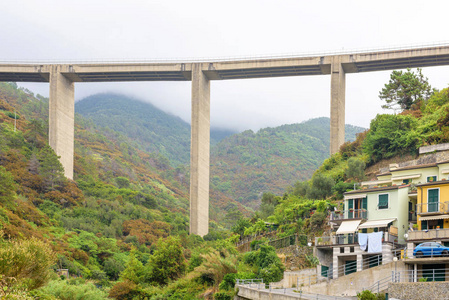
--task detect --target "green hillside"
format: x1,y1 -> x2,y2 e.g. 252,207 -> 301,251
3,69 -> 448,299
76,94 -> 365,209
211,117 -> 365,208
75,94 -> 236,167
0,82 -> 284,299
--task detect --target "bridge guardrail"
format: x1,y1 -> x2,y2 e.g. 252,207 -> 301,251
3,41 -> 449,64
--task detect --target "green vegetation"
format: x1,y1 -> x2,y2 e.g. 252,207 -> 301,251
0,236 -> 56,295
357,290 -> 385,300
0,83 -> 249,299
75,93 -> 236,167
211,118 -> 364,208
380,68 -> 433,111
2,67 -> 449,299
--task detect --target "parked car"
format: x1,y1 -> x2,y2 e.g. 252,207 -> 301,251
413,242 -> 449,258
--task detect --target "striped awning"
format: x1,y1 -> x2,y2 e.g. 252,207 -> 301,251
361,180 -> 392,186
391,174 -> 421,181
344,194 -> 367,200
419,215 -> 449,221
359,218 -> 396,229
336,220 -> 361,235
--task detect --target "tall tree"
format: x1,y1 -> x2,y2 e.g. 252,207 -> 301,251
37,145 -> 65,190
379,68 -> 433,111
0,166 -> 17,202
145,236 -> 186,285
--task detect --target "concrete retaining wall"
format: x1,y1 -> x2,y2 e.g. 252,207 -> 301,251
300,261 -> 406,297
237,286 -> 297,300
277,268 -> 316,288
389,282 -> 449,300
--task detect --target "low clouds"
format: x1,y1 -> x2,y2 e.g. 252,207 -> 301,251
3,1 -> 449,131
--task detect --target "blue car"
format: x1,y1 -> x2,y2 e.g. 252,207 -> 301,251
413,242 -> 449,258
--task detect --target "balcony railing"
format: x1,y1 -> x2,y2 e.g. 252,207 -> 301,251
417,201 -> 449,215
316,231 -> 398,246
330,209 -> 368,221
315,233 -> 358,246
408,228 -> 449,241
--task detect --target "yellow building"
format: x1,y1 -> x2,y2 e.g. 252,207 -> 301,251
416,180 -> 449,231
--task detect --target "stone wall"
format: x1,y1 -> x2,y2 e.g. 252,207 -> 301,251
276,245 -> 313,271
379,150 -> 449,173
389,282 -> 449,300
420,143 -> 449,154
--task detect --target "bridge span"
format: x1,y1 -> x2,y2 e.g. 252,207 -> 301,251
1,44 -> 449,236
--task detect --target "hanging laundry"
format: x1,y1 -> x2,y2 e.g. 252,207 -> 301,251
358,233 -> 368,251
368,231 -> 383,253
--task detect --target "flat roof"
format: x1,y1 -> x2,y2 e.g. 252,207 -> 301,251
344,185 -> 405,195
403,257 -> 449,265
416,180 -> 449,187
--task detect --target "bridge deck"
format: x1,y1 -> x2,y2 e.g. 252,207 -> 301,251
1,45 -> 449,82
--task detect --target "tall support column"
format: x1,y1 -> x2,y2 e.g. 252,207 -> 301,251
190,63 -> 210,236
330,57 -> 346,154
49,66 -> 75,180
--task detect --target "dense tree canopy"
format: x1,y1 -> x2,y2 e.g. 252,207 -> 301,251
379,68 -> 433,111
145,236 -> 186,285
363,114 -> 420,162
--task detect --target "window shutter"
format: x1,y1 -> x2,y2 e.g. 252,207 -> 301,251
378,194 -> 388,209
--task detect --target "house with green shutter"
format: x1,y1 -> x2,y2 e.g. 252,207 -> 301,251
315,143 -> 449,280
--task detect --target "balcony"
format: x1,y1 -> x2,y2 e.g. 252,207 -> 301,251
315,230 -> 398,246
330,209 -> 368,224
407,228 -> 449,241
315,233 -> 358,246
417,201 -> 449,215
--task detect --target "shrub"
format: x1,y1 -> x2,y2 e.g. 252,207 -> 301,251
218,273 -> 237,291
0,166 -> 17,202
115,177 -> 130,189
250,239 -> 265,251
187,253 -> 204,273
345,157 -> 366,181
0,237 -> 56,291
310,212 -> 326,229
144,236 -> 187,285
6,111 -> 20,119
214,291 -> 233,300
32,279 -> 108,300
333,181 -> 354,199
109,280 -> 139,300
307,173 -> 335,200
104,257 -> 125,281
291,181 -> 309,197
187,250 -> 237,288
243,245 -> 285,284
363,114 -> 420,163
356,290 -> 385,300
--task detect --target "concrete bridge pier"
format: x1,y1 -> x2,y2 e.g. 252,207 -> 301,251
189,63 -> 210,237
330,57 -> 346,154
49,67 -> 75,180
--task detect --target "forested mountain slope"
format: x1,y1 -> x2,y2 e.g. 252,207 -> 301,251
76,94 -> 236,167
211,117 -> 365,208
76,94 -> 365,209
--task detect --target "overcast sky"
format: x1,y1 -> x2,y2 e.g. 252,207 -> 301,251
2,0 -> 449,132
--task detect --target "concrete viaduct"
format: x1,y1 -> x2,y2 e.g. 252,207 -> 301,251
1,45 -> 449,236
